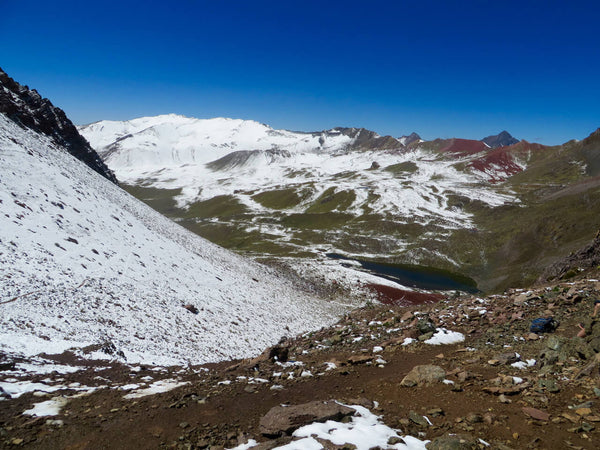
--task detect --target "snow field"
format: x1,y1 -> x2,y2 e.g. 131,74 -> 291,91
0,114 -> 349,365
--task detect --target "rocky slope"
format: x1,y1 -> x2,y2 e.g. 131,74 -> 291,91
2,264 -> 600,449
0,92 -> 353,367
0,68 -> 117,183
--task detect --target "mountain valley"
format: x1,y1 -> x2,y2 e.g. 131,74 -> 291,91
79,115 -> 600,293
2,67 -> 600,450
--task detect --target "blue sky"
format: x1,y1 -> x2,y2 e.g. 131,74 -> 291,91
1,0 -> 599,144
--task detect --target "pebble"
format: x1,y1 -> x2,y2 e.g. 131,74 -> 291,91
498,394 -> 511,404
575,407 -> 592,416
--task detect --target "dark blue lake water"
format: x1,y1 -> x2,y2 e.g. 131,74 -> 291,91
326,253 -> 479,293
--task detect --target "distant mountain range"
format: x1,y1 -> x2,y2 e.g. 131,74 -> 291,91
79,114 -> 600,292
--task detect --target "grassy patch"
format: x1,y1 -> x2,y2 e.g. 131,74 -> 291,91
282,212 -> 355,230
121,184 -> 183,218
252,187 -> 310,210
305,187 -> 356,213
182,195 -> 248,219
384,161 -> 418,175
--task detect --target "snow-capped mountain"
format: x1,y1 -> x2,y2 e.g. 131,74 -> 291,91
79,115 -> 522,271
83,114 -> 600,293
0,98 -> 349,367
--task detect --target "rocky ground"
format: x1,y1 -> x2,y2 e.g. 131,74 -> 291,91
2,270 -> 600,450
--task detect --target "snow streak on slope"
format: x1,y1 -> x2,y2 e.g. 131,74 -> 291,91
0,114 -> 348,366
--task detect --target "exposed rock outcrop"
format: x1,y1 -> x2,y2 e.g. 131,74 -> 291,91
481,130 -> 519,148
0,68 -> 117,183
538,229 -> 600,282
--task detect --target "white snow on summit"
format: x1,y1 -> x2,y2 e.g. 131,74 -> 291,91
80,115 -> 516,232
0,114 -> 348,366
80,115 -> 353,169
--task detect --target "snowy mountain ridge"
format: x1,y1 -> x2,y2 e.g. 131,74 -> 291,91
0,113 -> 348,366
79,115 -> 521,271
80,114 -> 359,170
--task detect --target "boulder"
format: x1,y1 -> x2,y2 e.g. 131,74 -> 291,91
426,433 -> 479,449
495,352 -> 519,365
417,317 -> 436,335
400,365 -> 446,387
259,400 -> 355,437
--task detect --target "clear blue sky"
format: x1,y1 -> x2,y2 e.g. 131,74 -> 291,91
1,0 -> 599,144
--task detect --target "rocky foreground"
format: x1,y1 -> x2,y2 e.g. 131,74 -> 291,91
2,270 -> 600,449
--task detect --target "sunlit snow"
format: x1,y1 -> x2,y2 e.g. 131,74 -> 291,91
0,114 -> 349,366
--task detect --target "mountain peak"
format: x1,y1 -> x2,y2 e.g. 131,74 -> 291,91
399,132 -> 421,146
481,131 -> 519,149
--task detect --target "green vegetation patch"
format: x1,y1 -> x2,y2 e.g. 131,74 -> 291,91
121,184 -> 183,218
182,195 -> 248,219
384,161 -> 418,175
252,187 -> 310,210
283,212 -> 355,230
305,187 -> 356,213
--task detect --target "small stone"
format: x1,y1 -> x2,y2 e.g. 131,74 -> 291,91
488,359 -> 500,366
498,395 -> 511,404
576,407 -> 592,416
387,436 -> 405,445
347,355 -> 373,365
527,333 -> 539,341
401,311 -> 413,321
466,413 -> 483,423
427,408 -> 444,417
522,407 -> 549,421
11,438 -> 24,445
179,422 -> 190,429
426,433 -> 479,449
582,422 -> 595,432
197,440 -> 209,449
538,379 -> 560,393
408,410 -> 429,427
495,352 -> 519,365
512,432 -> 519,440
562,412 -> 580,423
45,419 -> 64,427
585,415 -> 600,422
435,353 -> 444,359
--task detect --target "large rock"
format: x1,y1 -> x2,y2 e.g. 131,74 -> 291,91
400,365 -> 446,387
259,400 -> 355,437
426,433 -> 480,449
